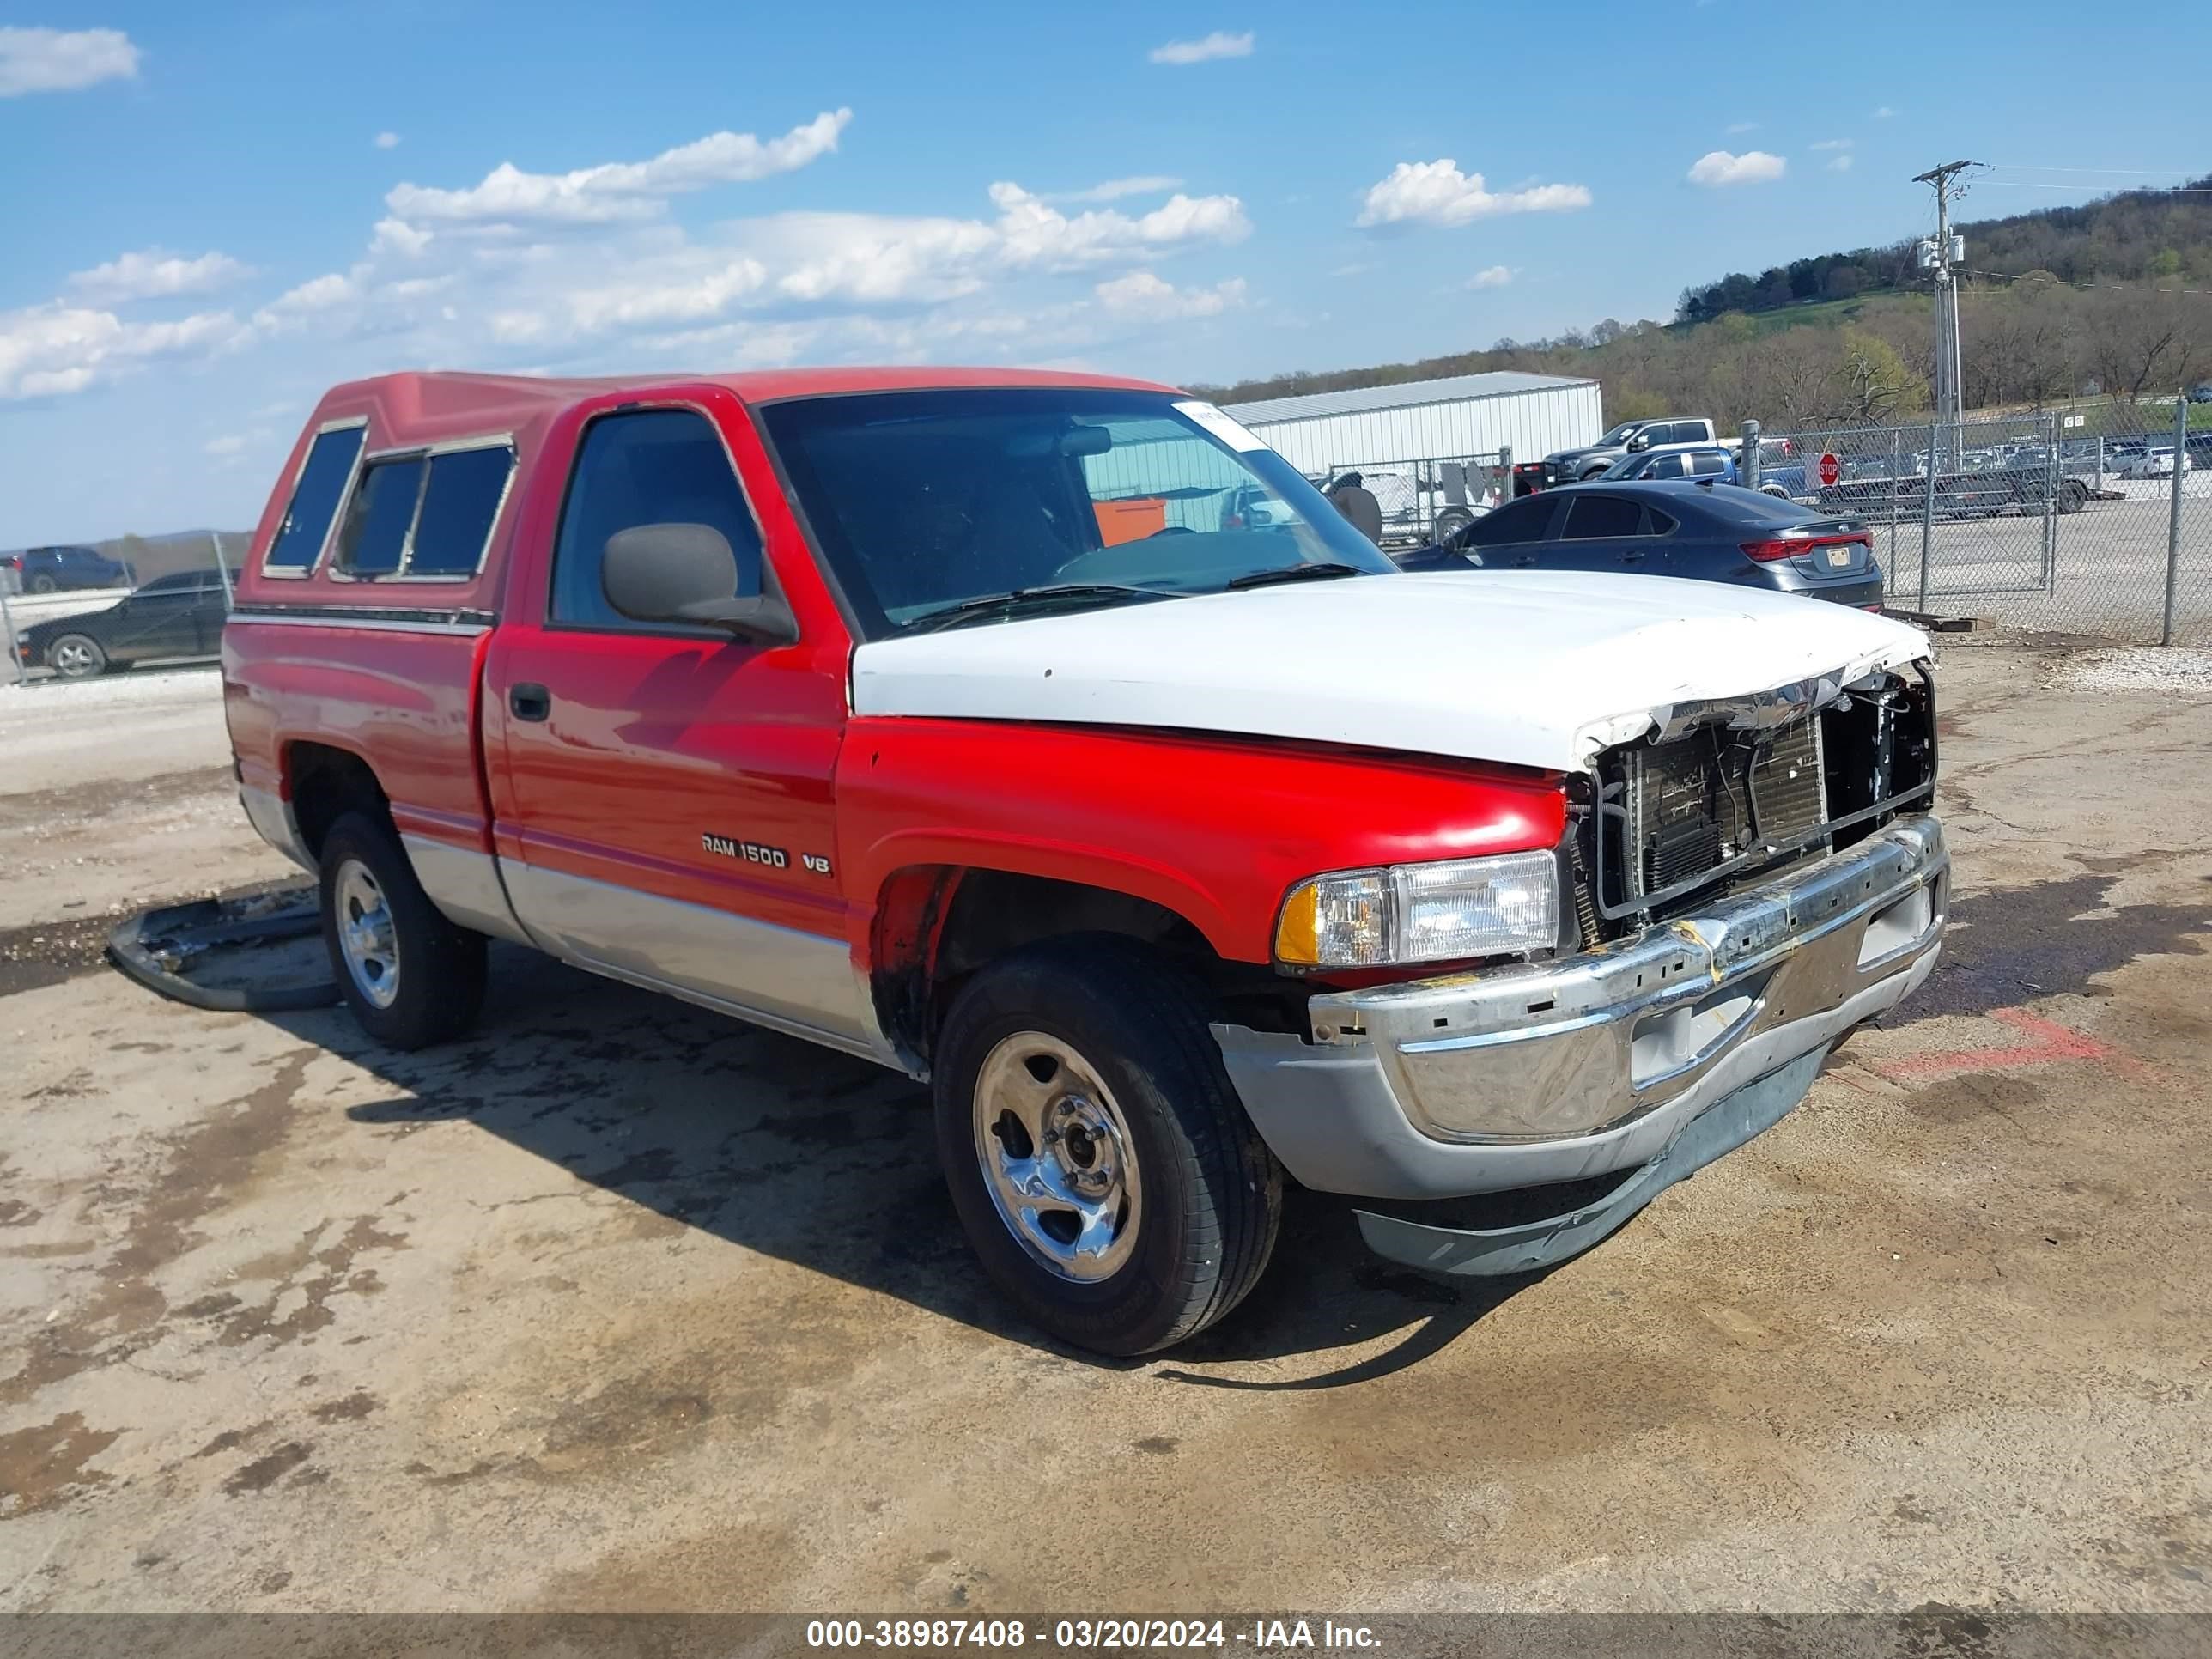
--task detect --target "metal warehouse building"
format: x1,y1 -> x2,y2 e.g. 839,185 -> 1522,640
1222,370 -> 1603,477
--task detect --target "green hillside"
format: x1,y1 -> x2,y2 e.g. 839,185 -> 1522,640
1197,179 -> 2211,432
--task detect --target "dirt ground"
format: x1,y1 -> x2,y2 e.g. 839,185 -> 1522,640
2,645 -> 2209,1615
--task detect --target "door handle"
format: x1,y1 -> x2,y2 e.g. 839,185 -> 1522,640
1621,550 -> 1646,563
509,683 -> 551,722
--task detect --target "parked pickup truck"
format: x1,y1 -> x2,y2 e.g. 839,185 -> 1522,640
1542,417 -> 1719,484
224,369 -> 1948,1355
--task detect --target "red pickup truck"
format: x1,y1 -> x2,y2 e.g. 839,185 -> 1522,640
223,368 -> 1947,1355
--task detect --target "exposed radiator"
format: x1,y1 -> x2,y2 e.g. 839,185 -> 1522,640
1626,717 -> 1828,901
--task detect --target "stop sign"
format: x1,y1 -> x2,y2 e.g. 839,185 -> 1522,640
1817,451 -> 1841,488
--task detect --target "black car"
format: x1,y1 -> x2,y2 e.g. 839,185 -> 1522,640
3,544 -> 131,594
1394,480 -> 1884,609
16,569 -> 231,678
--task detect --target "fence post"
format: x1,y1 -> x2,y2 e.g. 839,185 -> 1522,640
1888,428 -> 1901,588
2043,412 -> 2058,595
211,532 -> 235,611
0,588 -> 22,685
1497,444 -> 1511,506
1740,420 -> 1760,493
2165,393 -> 2187,647
1917,419 -> 1938,611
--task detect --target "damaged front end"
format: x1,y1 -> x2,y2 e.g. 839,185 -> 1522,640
1211,655 -> 1948,1281
1569,660 -> 1938,946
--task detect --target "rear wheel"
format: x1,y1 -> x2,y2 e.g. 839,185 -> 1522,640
933,935 -> 1282,1356
319,811 -> 486,1050
1431,508 -> 1474,545
2057,479 -> 2086,514
29,574 -> 57,595
46,634 -> 106,678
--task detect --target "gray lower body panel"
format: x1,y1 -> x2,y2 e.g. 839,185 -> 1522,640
1351,1046 -> 1824,1277
500,861 -> 898,1068
400,836 -> 533,947
239,784 -> 312,872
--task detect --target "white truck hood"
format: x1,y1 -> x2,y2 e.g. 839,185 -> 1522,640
848,572 -> 1930,774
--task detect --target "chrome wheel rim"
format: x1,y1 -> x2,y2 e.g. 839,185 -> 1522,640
971,1032 -> 1142,1282
334,859 -> 401,1010
51,639 -> 96,676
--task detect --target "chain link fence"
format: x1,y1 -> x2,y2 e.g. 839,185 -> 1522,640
1756,401 -> 2210,644
0,532 -> 237,686
1315,451 -> 1513,549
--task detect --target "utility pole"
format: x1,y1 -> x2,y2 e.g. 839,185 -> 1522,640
1914,160 -> 1978,459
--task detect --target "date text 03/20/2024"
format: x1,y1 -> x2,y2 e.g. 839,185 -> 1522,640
805,1619 -> 1382,1650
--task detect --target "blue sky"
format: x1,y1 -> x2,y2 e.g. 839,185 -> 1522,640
3,0 -> 2206,543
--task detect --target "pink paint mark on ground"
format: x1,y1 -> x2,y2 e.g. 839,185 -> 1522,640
1875,1007 -> 2140,1083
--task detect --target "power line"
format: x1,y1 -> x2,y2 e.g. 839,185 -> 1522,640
1962,267 -> 2212,299
1976,180 -> 2212,193
1984,165 -> 2200,176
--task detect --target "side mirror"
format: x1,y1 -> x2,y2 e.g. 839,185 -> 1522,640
1626,434 -> 1651,452
601,524 -> 796,642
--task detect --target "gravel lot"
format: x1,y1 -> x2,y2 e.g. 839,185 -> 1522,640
1,645 -> 2209,1616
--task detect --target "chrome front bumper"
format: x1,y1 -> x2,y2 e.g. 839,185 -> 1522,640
1212,815 -> 1948,1212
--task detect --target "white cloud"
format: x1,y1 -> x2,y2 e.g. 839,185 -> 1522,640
1809,137 -> 1852,151
1872,106 -> 1898,118
0,26 -> 138,96
1329,262 -> 1374,278
1468,264 -> 1515,289
66,249 -> 254,305
252,272 -> 361,333
1355,159 -> 1592,228
1148,30 -> 1253,64
384,108 -> 853,227
0,302 -> 244,400
1827,154 -> 1854,173
204,433 -> 251,457
1093,270 -> 1247,319
374,131 -> 400,149
565,258 -> 771,331
1724,121 -> 1758,135
1687,149 -> 1787,186
370,216 -> 434,258
1048,175 -> 1185,204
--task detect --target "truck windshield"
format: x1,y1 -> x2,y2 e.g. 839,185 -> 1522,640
757,387 -> 1396,640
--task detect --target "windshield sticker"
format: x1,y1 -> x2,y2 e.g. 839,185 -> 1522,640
1172,400 -> 1269,453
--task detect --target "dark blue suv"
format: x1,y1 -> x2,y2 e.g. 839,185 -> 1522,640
2,544 -> 132,594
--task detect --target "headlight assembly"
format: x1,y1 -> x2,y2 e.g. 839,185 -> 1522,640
1273,850 -> 1559,969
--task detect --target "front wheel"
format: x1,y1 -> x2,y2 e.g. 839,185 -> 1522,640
319,811 -> 486,1050
933,936 -> 1282,1356
1431,508 -> 1474,544
46,634 -> 106,678
29,574 -> 58,595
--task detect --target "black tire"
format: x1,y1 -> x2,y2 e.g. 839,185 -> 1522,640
318,811 -> 486,1050
2057,480 -> 2086,515
46,633 -> 106,678
29,574 -> 57,595
933,935 -> 1282,1356
1431,508 -> 1474,544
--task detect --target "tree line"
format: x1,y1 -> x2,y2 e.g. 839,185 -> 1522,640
1675,176 -> 2212,326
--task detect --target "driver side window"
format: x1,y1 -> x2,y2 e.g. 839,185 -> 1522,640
550,410 -> 763,629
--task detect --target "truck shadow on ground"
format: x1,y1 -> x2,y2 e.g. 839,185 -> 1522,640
303,946 -> 1532,1385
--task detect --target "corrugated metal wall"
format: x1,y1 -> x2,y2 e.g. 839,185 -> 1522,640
1230,383 -> 1606,476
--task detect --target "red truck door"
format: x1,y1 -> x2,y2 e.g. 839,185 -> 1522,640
482,400 -> 879,1056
